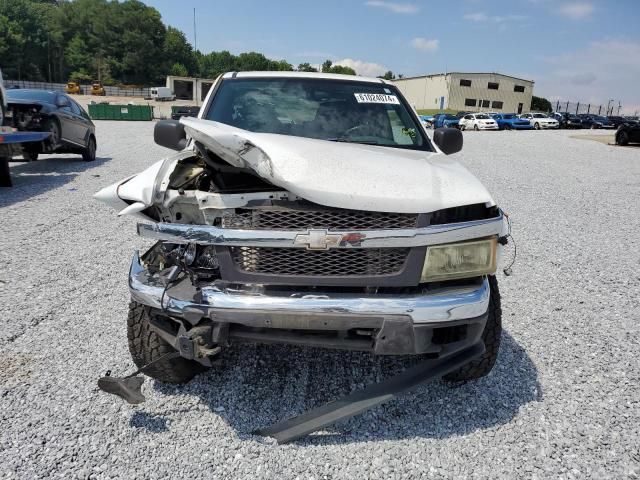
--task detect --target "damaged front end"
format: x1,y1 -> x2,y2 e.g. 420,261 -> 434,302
96,116 -> 506,363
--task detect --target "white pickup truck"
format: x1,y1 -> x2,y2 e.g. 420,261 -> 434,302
96,71 -> 508,387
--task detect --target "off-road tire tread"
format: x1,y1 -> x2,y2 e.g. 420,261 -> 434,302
126,300 -> 204,384
444,275 -> 502,381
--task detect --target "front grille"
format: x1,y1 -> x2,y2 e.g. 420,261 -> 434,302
222,208 -> 418,230
230,247 -> 410,276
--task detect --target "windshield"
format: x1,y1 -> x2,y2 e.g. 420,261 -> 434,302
532,113 -> 548,118
6,89 -> 56,103
444,114 -> 457,120
503,114 -> 516,119
476,114 -> 490,119
206,78 -> 430,150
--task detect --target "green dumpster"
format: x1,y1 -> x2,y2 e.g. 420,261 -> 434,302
88,104 -> 154,121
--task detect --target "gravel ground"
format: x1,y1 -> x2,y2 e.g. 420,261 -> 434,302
1,124 -> 639,479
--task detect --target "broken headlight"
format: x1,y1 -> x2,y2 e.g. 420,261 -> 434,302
420,237 -> 497,282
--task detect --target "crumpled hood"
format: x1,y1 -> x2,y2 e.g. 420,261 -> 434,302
181,117 -> 494,213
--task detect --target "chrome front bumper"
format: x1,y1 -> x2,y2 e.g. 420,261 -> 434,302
129,252 -> 490,326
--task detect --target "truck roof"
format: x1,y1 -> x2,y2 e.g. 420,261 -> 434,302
221,71 -> 390,84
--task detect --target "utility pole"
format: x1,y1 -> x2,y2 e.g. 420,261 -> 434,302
194,7 -> 199,106
193,8 -> 197,52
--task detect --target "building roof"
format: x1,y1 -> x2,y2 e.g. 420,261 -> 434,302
392,72 -> 534,84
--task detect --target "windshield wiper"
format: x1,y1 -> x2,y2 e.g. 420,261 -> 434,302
326,138 -> 383,145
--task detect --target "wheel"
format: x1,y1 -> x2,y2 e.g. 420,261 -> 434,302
82,135 -> 96,162
590,124 -> 596,129
504,124 -> 511,131
616,130 -> 629,146
43,118 -> 61,148
444,275 -> 502,381
127,300 -> 206,384
22,148 -> 39,162
460,124 -> 466,131
534,122 -> 540,130
473,124 -> 479,131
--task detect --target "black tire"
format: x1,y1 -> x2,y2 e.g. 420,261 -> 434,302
127,300 -> 205,384
616,130 -> 629,146
444,275 -> 502,382
504,124 -> 511,131
43,118 -> 61,148
534,122 -> 540,130
473,124 -> 479,131
460,124 -> 466,131
82,135 -> 96,162
22,148 -> 39,162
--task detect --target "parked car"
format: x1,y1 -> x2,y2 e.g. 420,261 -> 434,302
432,113 -> 460,129
91,82 -> 106,96
577,114 -> 614,129
491,113 -> 533,130
606,116 -> 627,128
615,122 -> 640,145
419,114 -> 434,128
550,112 -> 583,129
0,67 -> 6,126
4,89 -> 96,161
171,105 -> 200,120
519,113 -> 559,130
95,71 -> 508,401
458,113 -> 499,131
65,81 -> 82,95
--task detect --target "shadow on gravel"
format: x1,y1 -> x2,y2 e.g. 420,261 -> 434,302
129,411 -> 170,433
0,155 -> 111,207
151,330 -> 541,445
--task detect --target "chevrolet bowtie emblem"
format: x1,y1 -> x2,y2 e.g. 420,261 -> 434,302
294,229 -> 344,250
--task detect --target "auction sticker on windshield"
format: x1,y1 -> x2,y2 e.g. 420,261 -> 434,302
354,93 -> 400,105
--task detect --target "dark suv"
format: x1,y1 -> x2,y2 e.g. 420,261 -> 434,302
551,112 -> 583,129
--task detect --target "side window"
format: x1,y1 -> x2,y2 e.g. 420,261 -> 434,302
464,115 -> 473,120
69,99 -> 82,115
387,108 -> 414,145
57,94 -> 70,111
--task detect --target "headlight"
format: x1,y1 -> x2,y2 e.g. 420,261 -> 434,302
420,237 -> 497,282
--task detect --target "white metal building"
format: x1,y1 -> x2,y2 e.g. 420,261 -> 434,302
392,72 -> 534,114
165,76 -> 217,101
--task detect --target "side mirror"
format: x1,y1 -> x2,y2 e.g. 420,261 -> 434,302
154,119 -> 187,150
433,127 -> 463,155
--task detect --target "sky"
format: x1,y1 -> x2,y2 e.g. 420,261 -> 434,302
144,0 -> 640,113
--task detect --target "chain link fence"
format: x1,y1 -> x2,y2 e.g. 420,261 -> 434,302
552,100 -> 625,116
4,79 -> 151,97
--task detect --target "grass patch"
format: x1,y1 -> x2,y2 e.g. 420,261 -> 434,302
416,109 -> 457,116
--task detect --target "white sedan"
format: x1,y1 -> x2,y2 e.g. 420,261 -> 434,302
458,113 -> 499,131
520,113 -> 559,130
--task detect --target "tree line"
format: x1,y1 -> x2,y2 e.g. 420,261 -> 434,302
0,0 -> 358,86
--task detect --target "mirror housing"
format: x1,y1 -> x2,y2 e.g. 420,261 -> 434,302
154,120 -> 187,151
433,127 -> 463,155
